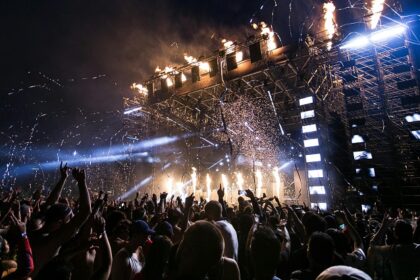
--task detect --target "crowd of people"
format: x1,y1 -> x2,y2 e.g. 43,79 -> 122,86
0,163 -> 419,280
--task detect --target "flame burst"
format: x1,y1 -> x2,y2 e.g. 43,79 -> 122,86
235,172 -> 244,191
256,170 -> 263,197
323,2 -> 336,50
272,167 -> 281,198
131,83 -> 148,95
184,54 -> 210,73
166,177 -> 173,198
191,167 -> 197,194
260,22 -> 277,51
370,0 -> 385,29
206,174 -> 211,201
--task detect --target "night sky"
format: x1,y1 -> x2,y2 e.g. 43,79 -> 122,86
0,0 -> 419,189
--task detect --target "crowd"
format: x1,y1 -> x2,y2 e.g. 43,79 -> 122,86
0,163 -> 419,280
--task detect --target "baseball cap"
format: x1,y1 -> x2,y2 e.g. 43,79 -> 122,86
131,220 -> 155,235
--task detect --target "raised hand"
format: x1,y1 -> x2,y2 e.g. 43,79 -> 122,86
10,212 -> 26,234
72,168 -> 86,182
185,193 -> 194,209
217,184 -> 224,199
60,161 -> 69,179
245,189 -> 255,199
160,192 -> 168,200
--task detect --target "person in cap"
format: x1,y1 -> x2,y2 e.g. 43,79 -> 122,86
316,266 -> 372,280
110,220 -> 155,280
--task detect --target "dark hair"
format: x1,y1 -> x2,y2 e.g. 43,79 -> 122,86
204,201 -> 222,220
308,232 -> 335,267
394,219 -> 413,244
142,235 -> 173,280
326,228 -> 349,256
251,226 -> 281,277
302,212 -> 327,237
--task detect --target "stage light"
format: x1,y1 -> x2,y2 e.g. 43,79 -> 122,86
353,151 -> 373,160
411,130 -> 420,140
340,24 -> 407,50
302,124 -> 317,133
370,25 -> 406,42
299,96 -> 313,106
309,186 -> 326,195
340,36 -> 369,50
304,138 -> 319,147
308,169 -> 323,178
311,202 -> 327,210
301,110 -> 315,119
351,135 -> 364,144
123,107 -> 142,115
405,114 -> 420,123
306,154 -> 321,163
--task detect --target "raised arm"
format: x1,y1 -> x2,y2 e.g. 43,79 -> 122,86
179,193 -> 194,232
50,168 -> 92,247
91,216 -> 112,280
45,162 -> 69,207
217,185 -> 227,218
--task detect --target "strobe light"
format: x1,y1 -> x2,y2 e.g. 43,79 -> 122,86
340,24 -> 407,50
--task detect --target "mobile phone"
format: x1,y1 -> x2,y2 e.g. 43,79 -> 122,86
339,224 -> 345,230
238,190 -> 246,195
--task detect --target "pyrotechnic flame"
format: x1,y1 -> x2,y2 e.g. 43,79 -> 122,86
176,181 -> 185,200
155,66 -> 161,73
370,0 -> 385,29
184,54 -> 210,73
131,83 -> 148,95
323,2 -> 336,50
221,174 -> 229,189
206,174 -> 211,201
256,170 -> 263,197
235,172 -> 244,191
260,23 -> 277,51
272,167 -> 281,198
184,54 -> 198,64
166,177 -> 173,198
222,39 -> 234,50
191,167 -> 197,194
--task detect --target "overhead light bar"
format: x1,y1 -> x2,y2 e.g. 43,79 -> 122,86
123,107 -> 142,115
340,24 -> 407,50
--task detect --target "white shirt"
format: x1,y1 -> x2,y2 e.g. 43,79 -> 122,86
111,247 -> 143,280
216,220 -> 239,261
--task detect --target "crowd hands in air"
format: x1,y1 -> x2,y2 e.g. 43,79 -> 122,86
0,163 -> 418,280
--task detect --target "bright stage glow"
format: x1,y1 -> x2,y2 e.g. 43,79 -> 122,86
235,172 -> 244,191
340,24 -> 407,49
166,177 -> 174,198
302,124 -> 317,133
206,174 -> 212,201
308,169 -> 323,178
191,167 -> 197,194
309,186 -> 326,195
370,0 -> 385,30
255,170 -> 263,198
236,51 -> 244,62
118,175 -> 153,200
306,153 -> 321,163
272,167 -> 281,198
351,135 -> 365,144
323,2 -> 336,50
353,151 -> 373,160
304,138 -> 319,147
181,73 -> 187,82
311,202 -> 327,210
299,96 -> 313,106
405,113 -> 420,123
411,130 -> 420,140
370,25 -> 406,42
124,107 -> 142,115
340,36 -> 369,50
301,110 -> 315,119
